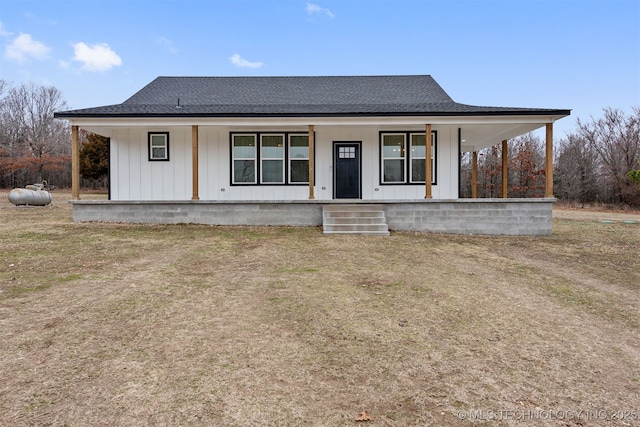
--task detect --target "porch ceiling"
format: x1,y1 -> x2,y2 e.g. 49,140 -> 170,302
459,122 -> 547,152
72,113 -> 566,152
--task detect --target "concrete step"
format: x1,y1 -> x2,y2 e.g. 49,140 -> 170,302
322,204 -> 389,236
323,224 -> 390,232
323,211 -> 386,218
323,204 -> 386,212
324,217 -> 387,225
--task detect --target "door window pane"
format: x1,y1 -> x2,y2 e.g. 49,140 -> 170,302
339,146 -> 356,159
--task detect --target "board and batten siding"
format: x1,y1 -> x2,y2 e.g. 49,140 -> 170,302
110,128 -> 191,201
109,125 -> 460,201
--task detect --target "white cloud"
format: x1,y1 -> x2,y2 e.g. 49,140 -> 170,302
58,59 -> 71,70
157,36 -> 178,54
5,33 -> 50,62
0,21 -> 13,37
306,3 -> 334,18
72,42 -> 122,71
229,53 -> 263,69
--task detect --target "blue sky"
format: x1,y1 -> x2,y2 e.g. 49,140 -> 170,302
1,0 -> 638,138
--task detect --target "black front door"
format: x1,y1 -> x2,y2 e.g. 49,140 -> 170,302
334,142 -> 361,199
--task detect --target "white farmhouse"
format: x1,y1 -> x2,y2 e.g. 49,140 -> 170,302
55,75 -> 570,235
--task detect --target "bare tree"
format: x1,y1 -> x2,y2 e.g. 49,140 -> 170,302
577,107 -> 640,205
554,133 -> 599,204
0,82 -> 70,187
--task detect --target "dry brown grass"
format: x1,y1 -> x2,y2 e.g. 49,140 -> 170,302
1,191 -> 639,426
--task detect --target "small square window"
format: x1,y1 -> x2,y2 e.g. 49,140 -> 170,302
148,132 -> 169,161
339,146 -> 355,159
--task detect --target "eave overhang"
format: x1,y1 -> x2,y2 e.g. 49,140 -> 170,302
55,111 -> 569,126
55,108 -> 570,153
55,109 -> 570,120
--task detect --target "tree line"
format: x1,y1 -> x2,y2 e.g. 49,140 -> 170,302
460,107 -> 640,206
0,80 -> 71,188
0,80 -> 109,190
1,81 -> 639,206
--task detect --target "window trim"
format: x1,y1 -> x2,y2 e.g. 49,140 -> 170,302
409,132 -> 427,184
288,133 -> 311,184
379,130 -> 437,185
260,133 -> 285,184
231,133 -> 257,184
381,133 -> 406,184
148,132 -> 170,161
230,132 -> 314,186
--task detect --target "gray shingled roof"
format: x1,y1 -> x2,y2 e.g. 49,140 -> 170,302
55,75 -> 570,118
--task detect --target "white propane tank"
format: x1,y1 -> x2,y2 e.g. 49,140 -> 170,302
8,187 -> 53,206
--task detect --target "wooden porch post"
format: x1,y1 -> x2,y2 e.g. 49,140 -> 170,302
501,140 -> 508,198
192,125 -> 199,200
471,151 -> 478,199
545,122 -> 554,197
308,125 -> 315,199
71,125 -> 80,200
425,124 -> 432,198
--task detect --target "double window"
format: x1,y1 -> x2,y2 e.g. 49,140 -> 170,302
231,133 -> 311,185
380,131 -> 436,184
148,132 -> 169,161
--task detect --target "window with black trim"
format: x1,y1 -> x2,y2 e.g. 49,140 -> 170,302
380,131 -> 436,184
231,132 -> 311,185
289,134 -> 309,183
148,132 -> 169,161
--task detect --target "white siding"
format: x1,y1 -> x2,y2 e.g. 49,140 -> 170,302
110,124 -> 460,201
110,128 -> 191,200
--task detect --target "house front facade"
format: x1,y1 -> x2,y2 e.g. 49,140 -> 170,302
55,75 -> 570,235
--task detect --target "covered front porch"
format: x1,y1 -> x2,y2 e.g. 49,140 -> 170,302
68,118 -> 559,202
66,119 -> 559,236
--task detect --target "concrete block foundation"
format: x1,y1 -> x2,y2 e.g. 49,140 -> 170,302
70,198 -> 555,236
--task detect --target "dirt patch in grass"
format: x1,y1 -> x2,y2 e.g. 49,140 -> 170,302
1,192 -> 639,426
